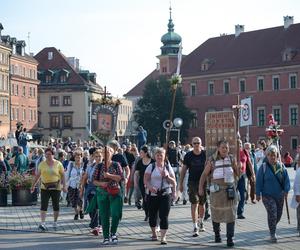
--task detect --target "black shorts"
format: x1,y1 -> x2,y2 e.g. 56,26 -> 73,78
40,189 -> 61,212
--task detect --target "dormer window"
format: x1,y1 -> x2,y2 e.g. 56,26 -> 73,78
282,48 -> 297,62
48,52 -> 53,60
60,75 -> 66,83
201,58 -> 214,71
45,75 -> 52,83
59,69 -> 70,83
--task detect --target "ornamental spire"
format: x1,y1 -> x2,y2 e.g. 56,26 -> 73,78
168,5 -> 174,32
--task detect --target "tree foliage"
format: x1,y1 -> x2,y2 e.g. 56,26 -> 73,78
134,76 -> 193,145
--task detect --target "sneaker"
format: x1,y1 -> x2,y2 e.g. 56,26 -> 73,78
215,234 -> 222,243
53,221 -> 58,230
124,197 -> 128,203
183,199 -> 187,205
38,224 -> 47,232
171,201 -> 175,206
98,226 -> 102,234
204,213 -> 210,221
199,222 -> 206,232
156,226 -> 160,233
74,214 -> 79,220
102,238 -> 110,245
193,227 -> 199,237
270,234 -> 277,243
227,238 -> 234,247
79,211 -> 84,219
111,234 -> 118,244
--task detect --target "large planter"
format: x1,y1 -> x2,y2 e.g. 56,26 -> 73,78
0,188 -> 8,206
11,189 -> 37,206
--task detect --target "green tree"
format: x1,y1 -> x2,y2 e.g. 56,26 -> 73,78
134,76 -> 193,145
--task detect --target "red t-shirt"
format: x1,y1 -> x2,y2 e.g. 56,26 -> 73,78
240,149 -> 250,174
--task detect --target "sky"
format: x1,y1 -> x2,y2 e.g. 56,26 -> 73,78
1,0 -> 300,97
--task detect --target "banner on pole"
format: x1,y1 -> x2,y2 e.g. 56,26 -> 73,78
91,103 -> 119,145
240,97 -> 252,127
205,111 -> 237,159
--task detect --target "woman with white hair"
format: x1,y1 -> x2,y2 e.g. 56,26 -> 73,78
256,145 -> 290,243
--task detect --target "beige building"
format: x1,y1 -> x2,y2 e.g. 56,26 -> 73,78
116,98 -> 134,140
0,24 -> 12,138
34,47 -> 103,140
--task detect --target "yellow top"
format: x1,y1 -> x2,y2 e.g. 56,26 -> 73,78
38,160 -> 64,190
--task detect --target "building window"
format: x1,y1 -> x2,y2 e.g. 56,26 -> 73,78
272,76 -> 280,91
50,96 -> 59,106
289,74 -> 297,89
257,107 -> 265,126
190,111 -> 198,128
289,105 -> 298,126
50,115 -> 60,129
208,81 -> 214,95
190,83 -> 196,96
223,81 -> 230,94
22,86 -> 26,97
38,112 -> 42,127
162,67 -> 167,73
63,115 -> 72,128
63,96 -> 72,106
291,137 -> 298,150
272,107 -> 281,125
48,52 -> 53,60
16,109 -> 19,120
239,79 -> 246,93
29,87 -> 32,97
45,75 -> 52,83
60,74 -> 67,83
257,77 -> 264,91
22,109 -> 26,121
16,85 -> 18,96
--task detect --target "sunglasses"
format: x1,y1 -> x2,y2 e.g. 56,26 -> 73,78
193,142 -> 200,145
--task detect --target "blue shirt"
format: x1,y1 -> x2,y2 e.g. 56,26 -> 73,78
256,161 -> 290,199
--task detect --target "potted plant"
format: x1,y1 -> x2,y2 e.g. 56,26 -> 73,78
0,173 -> 9,206
8,172 -> 36,206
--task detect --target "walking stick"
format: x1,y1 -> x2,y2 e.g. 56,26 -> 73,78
285,195 -> 291,224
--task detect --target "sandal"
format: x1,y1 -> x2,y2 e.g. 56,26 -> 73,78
151,235 -> 158,241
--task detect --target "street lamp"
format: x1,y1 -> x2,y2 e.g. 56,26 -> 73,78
173,117 -> 183,145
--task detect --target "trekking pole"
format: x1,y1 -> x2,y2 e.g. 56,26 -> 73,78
285,195 -> 291,224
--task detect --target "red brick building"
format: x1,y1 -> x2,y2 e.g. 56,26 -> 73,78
10,39 -> 39,132
126,16 -> 300,155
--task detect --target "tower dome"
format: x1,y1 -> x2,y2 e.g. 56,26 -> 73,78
160,7 -> 182,55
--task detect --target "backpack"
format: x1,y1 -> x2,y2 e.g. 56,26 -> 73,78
19,133 -> 27,146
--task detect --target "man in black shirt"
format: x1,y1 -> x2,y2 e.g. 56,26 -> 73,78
179,137 -> 206,237
166,141 -> 182,205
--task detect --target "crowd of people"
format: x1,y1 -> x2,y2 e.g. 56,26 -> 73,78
1,133 -> 300,247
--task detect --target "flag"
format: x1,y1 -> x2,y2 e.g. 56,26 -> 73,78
176,43 -> 183,75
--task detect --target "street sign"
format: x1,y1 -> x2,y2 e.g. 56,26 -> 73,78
240,97 -> 253,127
205,111 -> 237,159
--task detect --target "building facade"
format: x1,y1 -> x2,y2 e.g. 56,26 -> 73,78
35,47 -> 103,140
10,39 -> 39,133
0,24 -> 11,138
126,15 -> 300,155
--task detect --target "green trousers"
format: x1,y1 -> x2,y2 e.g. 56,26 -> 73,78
96,188 -> 123,238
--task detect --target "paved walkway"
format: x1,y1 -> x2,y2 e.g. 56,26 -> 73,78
0,168 -> 299,249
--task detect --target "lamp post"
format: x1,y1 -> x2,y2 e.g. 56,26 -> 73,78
173,117 -> 183,145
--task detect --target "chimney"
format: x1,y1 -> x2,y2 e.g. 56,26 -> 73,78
0,23 -> 3,42
235,24 -> 244,37
284,16 -> 294,29
10,37 -> 17,54
16,40 -> 26,56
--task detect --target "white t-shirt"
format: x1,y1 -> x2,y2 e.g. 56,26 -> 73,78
66,162 -> 83,189
145,163 -> 175,196
255,149 -> 265,169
